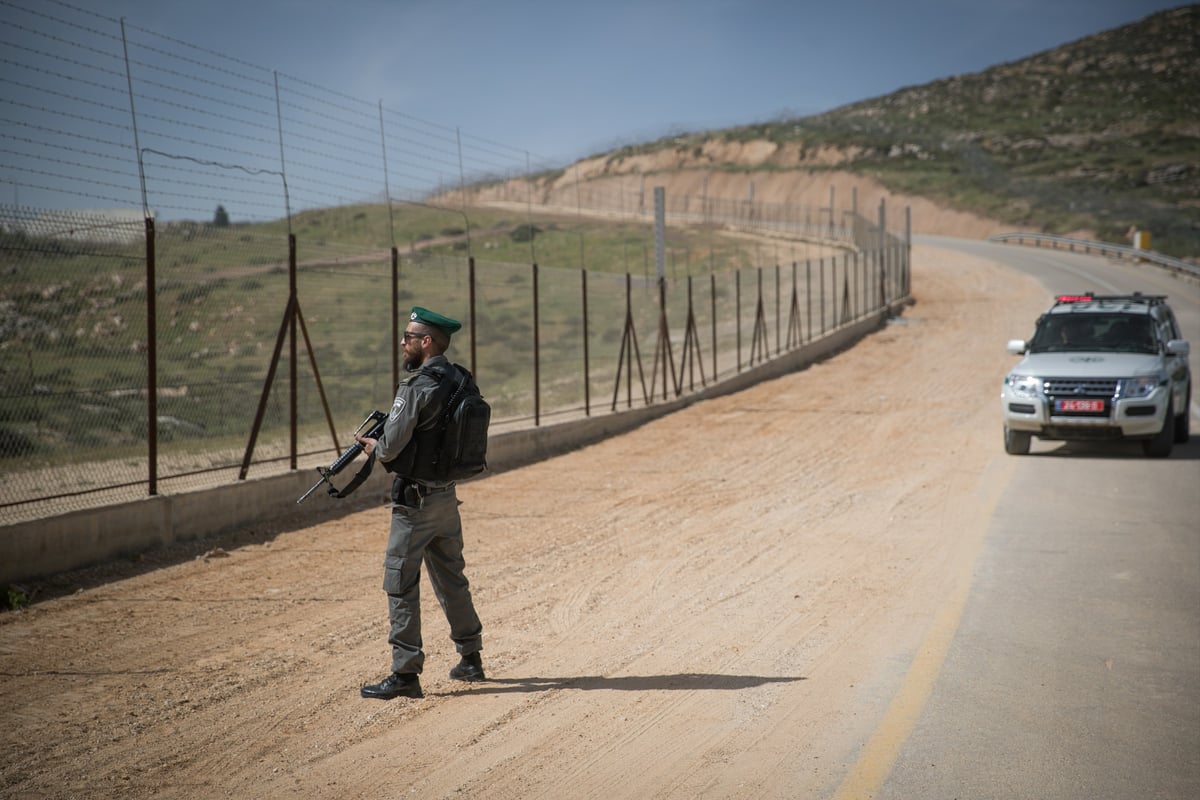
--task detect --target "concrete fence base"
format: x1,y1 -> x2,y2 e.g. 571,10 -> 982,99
1,303 -> 906,586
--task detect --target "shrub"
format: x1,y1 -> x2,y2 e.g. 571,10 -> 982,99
510,225 -> 541,243
0,426 -> 37,458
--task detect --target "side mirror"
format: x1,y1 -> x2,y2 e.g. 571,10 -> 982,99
1007,339 -> 1028,355
1166,339 -> 1190,357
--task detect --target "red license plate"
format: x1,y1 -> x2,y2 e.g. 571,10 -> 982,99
1056,398 -> 1105,413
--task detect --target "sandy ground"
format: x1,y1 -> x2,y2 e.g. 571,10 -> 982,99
0,243 -> 1051,799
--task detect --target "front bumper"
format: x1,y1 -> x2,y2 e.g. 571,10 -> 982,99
1001,387 -> 1169,440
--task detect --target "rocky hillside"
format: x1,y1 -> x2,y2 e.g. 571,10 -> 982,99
502,5 -> 1199,257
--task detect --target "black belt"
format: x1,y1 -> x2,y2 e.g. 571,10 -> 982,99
397,479 -> 453,509
396,477 -> 452,493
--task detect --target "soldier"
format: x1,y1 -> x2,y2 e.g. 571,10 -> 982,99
355,306 -> 485,700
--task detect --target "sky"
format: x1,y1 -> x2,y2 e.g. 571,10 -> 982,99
2,0 -> 1188,220
49,0 -> 1188,166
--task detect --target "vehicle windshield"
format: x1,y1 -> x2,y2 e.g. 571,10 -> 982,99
1028,313 -> 1158,354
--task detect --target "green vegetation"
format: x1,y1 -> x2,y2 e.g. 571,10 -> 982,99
3,585 -> 30,611
612,6 -> 1200,257
0,203 -> 815,477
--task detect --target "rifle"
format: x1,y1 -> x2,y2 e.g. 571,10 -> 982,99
297,410 -> 387,503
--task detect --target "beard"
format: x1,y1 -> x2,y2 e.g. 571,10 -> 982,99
403,353 -> 424,372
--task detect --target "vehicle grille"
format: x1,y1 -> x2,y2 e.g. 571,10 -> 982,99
1043,378 -> 1119,398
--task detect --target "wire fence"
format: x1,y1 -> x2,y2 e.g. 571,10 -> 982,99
0,202 -> 909,525
0,0 -> 912,526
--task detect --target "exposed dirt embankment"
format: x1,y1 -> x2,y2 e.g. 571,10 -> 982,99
469,139 -> 1015,241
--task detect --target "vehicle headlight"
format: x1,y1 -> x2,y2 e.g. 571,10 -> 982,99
1005,374 -> 1043,398
1118,374 -> 1165,399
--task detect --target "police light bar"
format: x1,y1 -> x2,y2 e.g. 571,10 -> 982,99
1055,294 -> 1093,303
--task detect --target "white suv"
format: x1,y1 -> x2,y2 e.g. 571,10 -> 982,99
1002,293 -> 1191,457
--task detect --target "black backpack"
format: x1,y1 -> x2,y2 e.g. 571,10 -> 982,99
426,363 -> 490,481
391,363 -> 490,482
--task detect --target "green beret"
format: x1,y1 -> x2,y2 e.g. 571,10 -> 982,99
410,306 -> 461,336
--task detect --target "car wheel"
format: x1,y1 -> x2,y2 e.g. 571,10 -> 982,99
1004,426 -> 1031,455
1143,401 -> 1175,458
1173,388 -> 1190,444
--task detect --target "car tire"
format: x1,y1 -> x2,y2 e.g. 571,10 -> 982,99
1173,388 -> 1190,444
1004,426 -> 1031,455
1143,401 -> 1175,458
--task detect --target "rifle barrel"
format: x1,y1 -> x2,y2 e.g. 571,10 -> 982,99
296,474 -> 329,504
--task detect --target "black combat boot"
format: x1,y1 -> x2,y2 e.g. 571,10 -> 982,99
449,651 -> 485,682
360,672 -> 423,700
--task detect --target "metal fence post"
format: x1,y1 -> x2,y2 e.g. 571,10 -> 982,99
806,260 -> 813,343
775,263 -> 781,355
878,199 -> 888,306
391,247 -> 399,392
533,262 -> 540,426
735,270 -> 742,373
582,268 -> 590,417
144,215 -> 157,496
905,206 -> 912,296
289,233 -> 297,470
819,257 -> 826,335
710,273 -> 717,379
468,256 -> 477,378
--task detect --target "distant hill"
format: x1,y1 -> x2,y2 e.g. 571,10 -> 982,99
545,5 -> 1199,258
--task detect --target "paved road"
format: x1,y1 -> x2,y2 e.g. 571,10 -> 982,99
877,238 -> 1200,799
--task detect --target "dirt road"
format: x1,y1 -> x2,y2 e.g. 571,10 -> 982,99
0,244 -> 1051,798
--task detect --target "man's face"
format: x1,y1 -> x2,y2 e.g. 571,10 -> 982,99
402,326 -> 430,370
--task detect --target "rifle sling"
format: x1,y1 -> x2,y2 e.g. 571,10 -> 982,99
328,450 -> 376,498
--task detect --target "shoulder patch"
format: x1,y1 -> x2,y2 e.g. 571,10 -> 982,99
389,397 -> 406,420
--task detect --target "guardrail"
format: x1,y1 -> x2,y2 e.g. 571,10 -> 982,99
988,233 -> 1200,281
